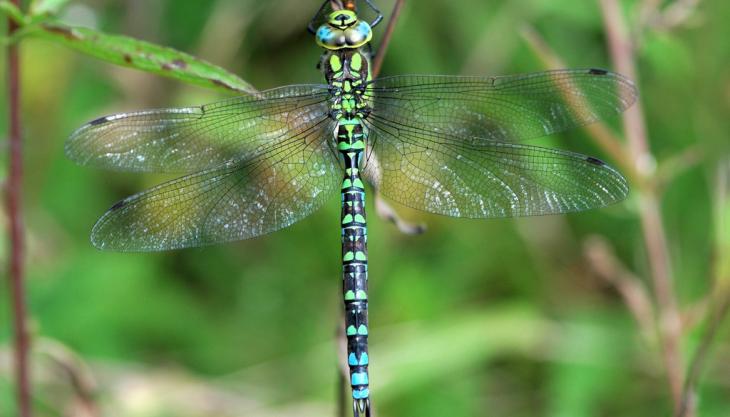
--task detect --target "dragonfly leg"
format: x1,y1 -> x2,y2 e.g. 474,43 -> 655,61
363,0 -> 383,27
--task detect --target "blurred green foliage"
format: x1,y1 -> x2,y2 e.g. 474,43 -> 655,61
0,0 -> 729,416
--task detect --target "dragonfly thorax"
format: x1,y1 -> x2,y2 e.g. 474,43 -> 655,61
315,11 -> 373,50
324,49 -> 372,118
322,48 -> 372,172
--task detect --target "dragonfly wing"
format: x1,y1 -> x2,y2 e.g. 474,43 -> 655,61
367,69 -> 637,142
362,116 -> 628,218
66,85 -> 331,173
91,118 -> 339,251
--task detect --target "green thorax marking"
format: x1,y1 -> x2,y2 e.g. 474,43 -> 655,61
323,49 -> 372,157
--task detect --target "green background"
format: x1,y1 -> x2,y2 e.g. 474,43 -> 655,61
1,0 -> 729,416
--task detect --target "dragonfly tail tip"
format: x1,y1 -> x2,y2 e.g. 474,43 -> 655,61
353,398 -> 371,417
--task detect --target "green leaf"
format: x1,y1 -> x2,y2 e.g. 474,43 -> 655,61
35,23 -> 258,95
30,0 -> 71,16
0,1 -> 27,25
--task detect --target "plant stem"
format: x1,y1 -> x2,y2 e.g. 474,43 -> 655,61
7,0 -> 31,416
639,191 -> 684,407
599,0 -> 684,410
371,0 -> 405,78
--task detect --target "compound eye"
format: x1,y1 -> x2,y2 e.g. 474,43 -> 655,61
343,21 -> 372,47
345,28 -> 367,46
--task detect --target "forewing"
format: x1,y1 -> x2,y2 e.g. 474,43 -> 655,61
363,115 -> 628,218
91,118 -> 339,251
367,69 -> 637,143
66,85 -> 331,173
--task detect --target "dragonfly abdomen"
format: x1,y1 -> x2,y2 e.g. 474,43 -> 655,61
339,121 -> 371,413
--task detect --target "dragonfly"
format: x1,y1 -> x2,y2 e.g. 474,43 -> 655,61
66,1 -> 637,416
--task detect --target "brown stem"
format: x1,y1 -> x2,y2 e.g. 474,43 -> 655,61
655,146 -> 704,191
638,0 -> 663,30
7,0 -> 31,416
371,0 -> 406,79
40,339 -> 100,417
600,0 -> 652,175
600,0 -> 684,410
644,163 -> 686,407
584,236 -> 655,338
638,192 -> 685,406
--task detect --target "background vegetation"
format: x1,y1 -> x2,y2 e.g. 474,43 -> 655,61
1,0 -> 728,416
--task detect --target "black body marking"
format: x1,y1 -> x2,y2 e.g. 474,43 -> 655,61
586,156 -> 606,166
589,68 -> 608,75
89,116 -> 109,126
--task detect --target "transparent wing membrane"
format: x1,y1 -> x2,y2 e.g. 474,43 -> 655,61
363,114 -> 628,218
66,85 -> 331,173
367,69 -> 637,143
362,69 -> 634,218
90,118 -> 339,251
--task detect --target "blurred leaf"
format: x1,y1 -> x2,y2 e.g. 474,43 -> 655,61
34,23 -> 258,95
371,305 -> 545,401
0,1 -> 26,25
30,0 -> 70,16
547,318 -> 629,417
643,33 -> 694,83
716,159 -> 730,283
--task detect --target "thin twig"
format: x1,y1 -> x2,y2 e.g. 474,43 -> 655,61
6,0 -> 31,416
40,339 -> 100,417
655,146 -> 704,191
651,0 -> 702,31
371,0 -> 406,79
638,0 -> 663,31
600,0 -> 684,410
584,236 -> 655,338
600,0 -> 652,175
639,176 -> 685,411
662,0 -> 701,28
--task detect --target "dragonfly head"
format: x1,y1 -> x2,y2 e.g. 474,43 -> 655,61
315,10 -> 373,50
